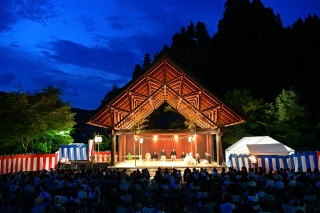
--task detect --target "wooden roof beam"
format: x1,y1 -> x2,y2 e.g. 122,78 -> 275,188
201,105 -> 221,113
148,97 -> 155,110
110,107 -> 130,113
182,90 -> 202,98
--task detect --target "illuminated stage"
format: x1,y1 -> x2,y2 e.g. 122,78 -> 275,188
107,159 -> 227,175
112,159 -> 215,168
57,159 -> 226,176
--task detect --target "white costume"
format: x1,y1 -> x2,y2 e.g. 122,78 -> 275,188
184,153 -> 195,165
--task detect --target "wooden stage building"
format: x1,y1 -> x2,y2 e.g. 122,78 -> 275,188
87,56 -> 245,168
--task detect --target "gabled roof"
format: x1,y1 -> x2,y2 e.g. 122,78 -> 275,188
87,56 -> 245,130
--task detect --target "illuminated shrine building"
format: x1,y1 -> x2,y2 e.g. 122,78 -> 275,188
87,55 -> 245,166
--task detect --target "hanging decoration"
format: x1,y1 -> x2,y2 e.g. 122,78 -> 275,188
133,135 -> 194,142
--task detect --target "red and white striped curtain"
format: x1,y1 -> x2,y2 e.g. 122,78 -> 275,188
88,139 -> 94,162
0,154 -> 58,175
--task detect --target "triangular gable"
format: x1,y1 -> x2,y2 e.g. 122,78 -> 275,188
87,56 -> 245,130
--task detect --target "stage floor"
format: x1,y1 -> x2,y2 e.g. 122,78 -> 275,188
111,159 -> 218,170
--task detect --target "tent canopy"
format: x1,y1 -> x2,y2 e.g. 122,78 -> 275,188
225,136 -> 295,167
226,136 -> 294,156
246,144 -> 289,155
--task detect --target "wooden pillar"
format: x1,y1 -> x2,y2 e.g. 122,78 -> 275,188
111,130 -> 116,166
118,135 -> 124,163
210,134 -> 214,162
206,133 -> 213,158
195,136 -> 197,156
216,133 -> 223,165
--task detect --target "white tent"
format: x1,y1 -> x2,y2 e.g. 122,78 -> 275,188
225,136 -> 295,166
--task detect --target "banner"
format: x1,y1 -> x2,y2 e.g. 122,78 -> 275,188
88,140 -> 94,162
229,151 -> 318,172
93,151 -> 118,163
58,143 -> 88,161
0,154 -> 58,175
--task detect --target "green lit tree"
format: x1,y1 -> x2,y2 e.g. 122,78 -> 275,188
0,86 -> 76,154
223,89 -> 272,147
268,89 -> 312,148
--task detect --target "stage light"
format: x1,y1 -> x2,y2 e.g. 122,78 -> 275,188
153,135 -> 158,142
193,134 -> 197,141
139,137 -> 144,144
249,154 -> 256,163
94,135 -> 102,143
174,135 -> 178,141
188,136 -> 192,142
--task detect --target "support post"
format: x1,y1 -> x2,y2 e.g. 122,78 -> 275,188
216,133 -> 223,165
111,129 -> 116,166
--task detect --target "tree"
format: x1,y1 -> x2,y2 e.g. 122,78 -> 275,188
0,86 -> 76,154
142,53 -> 152,71
101,84 -> 121,105
223,89 -> 272,147
271,89 -> 305,122
268,89 -> 312,148
132,64 -> 142,79
132,112 -> 148,135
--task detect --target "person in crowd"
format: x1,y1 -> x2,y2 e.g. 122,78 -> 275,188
31,196 -> 45,213
220,193 -> 235,213
49,196 -> 66,213
39,185 -> 52,210
134,202 -> 143,213
152,152 -> 158,160
160,149 -> 166,161
5,198 -> 22,213
170,149 -> 177,161
142,199 -> 157,213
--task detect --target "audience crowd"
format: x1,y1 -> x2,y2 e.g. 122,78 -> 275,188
0,165 -> 320,213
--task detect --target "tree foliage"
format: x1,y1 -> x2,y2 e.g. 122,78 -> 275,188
0,86 -> 76,154
223,89 -> 272,147
132,64 -> 142,79
142,53 -> 152,71
267,89 -> 313,148
101,84 -> 121,105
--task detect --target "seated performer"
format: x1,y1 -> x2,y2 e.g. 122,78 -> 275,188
145,152 -> 151,161
184,152 -> 195,165
152,151 -> 158,160
180,152 -> 186,160
203,152 -> 212,164
170,149 -> 177,161
195,153 -> 201,164
160,149 -> 166,161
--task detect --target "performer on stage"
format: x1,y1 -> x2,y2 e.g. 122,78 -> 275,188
160,149 -> 166,161
195,153 -> 201,164
180,152 -> 186,160
152,151 -> 158,160
184,153 -> 190,165
184,152 -> 195,165
170,149 -> 177,161
203,152 -> 212,164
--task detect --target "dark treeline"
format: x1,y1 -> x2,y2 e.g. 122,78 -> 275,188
154,0 -> 320,114
101,0 -> 320,150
